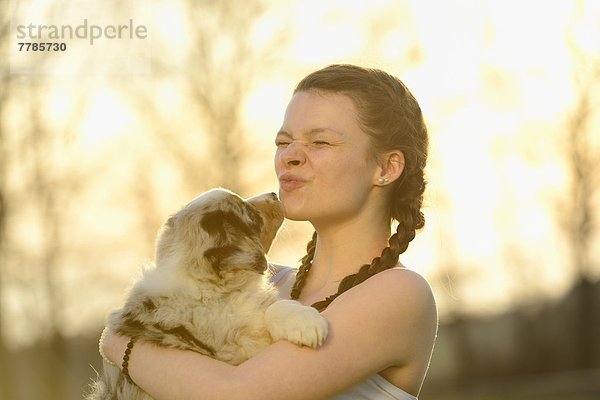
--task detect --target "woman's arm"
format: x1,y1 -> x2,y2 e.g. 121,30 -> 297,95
103,268 -> 437,400
104,333 -> 239,400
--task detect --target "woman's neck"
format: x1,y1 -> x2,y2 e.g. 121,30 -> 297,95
311,215 -> 391,282
296,217 -> 390,306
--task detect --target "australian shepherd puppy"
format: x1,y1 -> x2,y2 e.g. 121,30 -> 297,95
87,189 -> 328,400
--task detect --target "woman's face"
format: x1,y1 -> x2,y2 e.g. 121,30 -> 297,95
274,90 -> 381,226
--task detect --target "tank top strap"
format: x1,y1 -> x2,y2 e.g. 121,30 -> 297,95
267,263 -> 297,299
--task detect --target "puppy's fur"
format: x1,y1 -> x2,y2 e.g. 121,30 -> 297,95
87,189 -> 328,400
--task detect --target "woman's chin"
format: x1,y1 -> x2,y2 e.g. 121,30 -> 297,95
282,210 -> 306,221
281,203 -> 308,222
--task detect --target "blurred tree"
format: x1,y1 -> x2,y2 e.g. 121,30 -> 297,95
27,84 -> 69,398
125,0 -> 285,197
110,0 -> 289,259
0,1 -> 16,397
560,3 -> 600,370
0,2 -> 91,396
561,68 -> 600,370
1,80 -> 93,399
562,65 -> 599,284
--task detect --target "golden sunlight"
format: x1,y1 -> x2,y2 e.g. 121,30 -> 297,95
79,88 -> 134,145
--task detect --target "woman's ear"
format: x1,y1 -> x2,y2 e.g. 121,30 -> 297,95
374,150 -> 405,186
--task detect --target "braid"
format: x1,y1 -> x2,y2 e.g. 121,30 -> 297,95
290,231 -> 317,300
311,184 -> 425,311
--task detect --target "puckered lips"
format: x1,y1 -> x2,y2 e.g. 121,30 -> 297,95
278,173 -> 308,192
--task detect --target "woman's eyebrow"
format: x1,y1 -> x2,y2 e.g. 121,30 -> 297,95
308,127 -> 346,137
275,130 -> 292,139
276,128 -> 344,138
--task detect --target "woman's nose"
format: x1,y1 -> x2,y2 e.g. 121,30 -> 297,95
279,142 -> 306,167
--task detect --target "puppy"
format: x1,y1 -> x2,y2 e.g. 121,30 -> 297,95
87,189 -> 328,400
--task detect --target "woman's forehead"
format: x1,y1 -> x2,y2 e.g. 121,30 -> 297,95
280,91 -> 360,136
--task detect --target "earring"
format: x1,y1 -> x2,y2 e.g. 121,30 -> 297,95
378,177 -> 389,185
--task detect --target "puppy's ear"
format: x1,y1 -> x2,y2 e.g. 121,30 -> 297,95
201,210 -> 257,243
200,211 -> 227,241
203,246 -> 238,274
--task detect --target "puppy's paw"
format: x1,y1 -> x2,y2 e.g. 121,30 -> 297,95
265,300 -> 328,348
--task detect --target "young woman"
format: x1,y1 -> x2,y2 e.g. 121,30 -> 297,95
102,64 -> 438,400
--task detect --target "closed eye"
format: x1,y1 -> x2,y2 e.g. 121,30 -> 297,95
275,140 -> 291,147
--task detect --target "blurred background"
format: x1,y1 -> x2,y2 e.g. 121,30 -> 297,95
1,0 -> 599,398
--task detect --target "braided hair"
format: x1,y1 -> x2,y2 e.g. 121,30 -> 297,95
289,64 -> 428,311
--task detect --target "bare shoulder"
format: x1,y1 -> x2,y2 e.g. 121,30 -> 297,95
343,267 -> 436,314
372,267 -> 436,307
370,267 -> 438,331
325,265 -> 438,325
324,266 -> 438,364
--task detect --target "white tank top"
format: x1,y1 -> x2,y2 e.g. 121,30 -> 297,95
333,374 -> 417,400
268,265 -> 418,400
